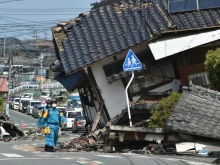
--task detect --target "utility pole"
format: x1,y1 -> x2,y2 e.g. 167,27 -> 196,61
6,54 -> 12,118
40,55 -> 43,89
3,37 -> 5,59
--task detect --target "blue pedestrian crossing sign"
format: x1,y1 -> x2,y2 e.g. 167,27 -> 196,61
123,49 -> 142,72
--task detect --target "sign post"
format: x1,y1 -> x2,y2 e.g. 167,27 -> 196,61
123,49 -> 142,126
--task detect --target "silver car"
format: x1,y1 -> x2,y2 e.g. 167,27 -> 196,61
33,105 -> 44,118
27,100 -> 41,115
72,115 -> 86,133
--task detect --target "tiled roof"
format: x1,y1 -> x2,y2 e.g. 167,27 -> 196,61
52,0 -> 220,74
0,38 -> 39,52
0,78 -> 8,93
165,86 -> 220,139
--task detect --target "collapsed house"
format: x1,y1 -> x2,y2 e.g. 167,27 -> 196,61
50,0 -> 220,155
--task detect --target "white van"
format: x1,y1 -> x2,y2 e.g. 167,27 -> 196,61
61,110 -> 83,130
27,100 -> 41,115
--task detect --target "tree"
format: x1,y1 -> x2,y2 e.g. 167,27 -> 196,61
205,48 -> 220,91
148,92 -> 181,128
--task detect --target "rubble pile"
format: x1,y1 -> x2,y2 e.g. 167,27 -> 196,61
56,85 -> 220,160
56,135 -> 104,152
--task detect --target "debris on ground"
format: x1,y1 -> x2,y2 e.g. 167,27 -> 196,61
0,120 -> 24,138
56,135 -> 104,152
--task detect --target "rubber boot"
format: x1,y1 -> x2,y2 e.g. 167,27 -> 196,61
44,145 -> 49,151
48,146 -> 56,152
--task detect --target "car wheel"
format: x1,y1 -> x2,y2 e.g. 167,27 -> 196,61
72,125 -> 78,133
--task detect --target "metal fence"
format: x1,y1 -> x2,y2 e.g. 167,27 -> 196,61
9,83 -> 64,94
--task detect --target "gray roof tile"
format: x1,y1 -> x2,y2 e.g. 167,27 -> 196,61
165,86 -> 220,139
52,1 -> 220,74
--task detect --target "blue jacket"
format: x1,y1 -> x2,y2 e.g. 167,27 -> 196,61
38,107 -> 66,127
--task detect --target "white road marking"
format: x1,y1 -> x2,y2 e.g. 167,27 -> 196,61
122,153 -> 139,156
1,154 -> 24,158
93,161 -> 104,164
79,158 -> 90,160
63,157 -> 72,160
184,161 -> 211,165
30,123 -> 36,125
76,161 -> 87,164
96,155 -> 122,158
14,124 -> 19,126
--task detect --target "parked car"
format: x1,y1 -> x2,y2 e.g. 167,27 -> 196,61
27,100 -> 41,115
9,96 -> 21,109
19,100 -> 30,113
32,105 -> 44,118
72,115 -> 86,133
12,98 -> 20,110
61,110 -> 82,131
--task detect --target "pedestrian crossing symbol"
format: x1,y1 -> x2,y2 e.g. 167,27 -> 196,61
123,49 -> 142,72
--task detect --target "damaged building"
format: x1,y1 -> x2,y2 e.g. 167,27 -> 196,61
50,0 -> 220,154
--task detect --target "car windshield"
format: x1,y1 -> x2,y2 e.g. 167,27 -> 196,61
15,99 -> 20,102
41,92 -> 49,96
31,102 -> 41,106
24,94 -> 32,97
76,116 -> 85,121
21,100 -> 29,105
37,106 -> 44,110
67,112 -> 81,118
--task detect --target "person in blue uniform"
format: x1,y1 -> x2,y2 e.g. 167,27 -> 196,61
37,99 -> 51,151
38,99 -> 66,152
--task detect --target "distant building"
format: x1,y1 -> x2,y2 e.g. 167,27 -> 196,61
0,78 -> 8,99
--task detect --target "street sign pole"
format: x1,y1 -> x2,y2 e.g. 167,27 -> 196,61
125,71 -> 134,126
123,49 -> 142,127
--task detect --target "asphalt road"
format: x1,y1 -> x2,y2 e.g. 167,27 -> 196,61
0,140 -> 213,165
9,109 -> 38,130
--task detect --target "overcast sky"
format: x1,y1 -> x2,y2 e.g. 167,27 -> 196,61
0,0 -> 97,40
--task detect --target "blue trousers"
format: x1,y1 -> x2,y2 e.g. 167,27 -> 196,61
45,124 -> 59,147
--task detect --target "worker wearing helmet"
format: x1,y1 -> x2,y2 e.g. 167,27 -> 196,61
37,99 -> 51,151
39,99 -> 66,152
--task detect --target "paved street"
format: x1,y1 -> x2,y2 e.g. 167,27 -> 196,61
9,109 -> 37,129
0,140 -> 212,165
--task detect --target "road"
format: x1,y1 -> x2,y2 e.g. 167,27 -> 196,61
0,140 -> 212,165
9,109 -> 37,130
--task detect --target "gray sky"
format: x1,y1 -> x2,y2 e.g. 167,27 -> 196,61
0,0 -> 97,40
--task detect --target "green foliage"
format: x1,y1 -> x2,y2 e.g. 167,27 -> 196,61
148,92 -> 181,128
204,48 -> 220,91
0,97 -> 4,112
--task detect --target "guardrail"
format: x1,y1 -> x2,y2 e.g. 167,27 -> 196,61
9,83 -> 64,94
42,83 -> 63,89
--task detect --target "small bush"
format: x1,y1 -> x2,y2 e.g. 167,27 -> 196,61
148,92 -> 181,128
205,48 -> 220,91
0,97 -> 4,112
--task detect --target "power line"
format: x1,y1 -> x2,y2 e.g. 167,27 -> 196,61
0,14 -> 81,15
